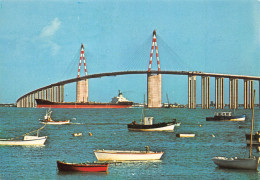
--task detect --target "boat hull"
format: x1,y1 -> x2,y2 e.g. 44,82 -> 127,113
40,120 -> 70,125
94,150 -> 164,161
176,134 -> 195,138
0,136 -> 47,146
127,122 -> 175,131
206,115 -> 246,121
36,99 -> 133,109
57,161 -> 109,172
212,157 -> 259,170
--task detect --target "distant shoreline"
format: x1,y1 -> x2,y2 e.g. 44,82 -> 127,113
0,104 -> 16,107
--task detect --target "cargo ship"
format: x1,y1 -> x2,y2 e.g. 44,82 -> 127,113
35,91 -> 133,108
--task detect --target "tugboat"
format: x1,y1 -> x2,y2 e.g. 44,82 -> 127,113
206,112 -> 245,121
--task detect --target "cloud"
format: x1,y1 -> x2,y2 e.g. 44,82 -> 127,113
40,18 -> 61,38
38,18 -> 61,55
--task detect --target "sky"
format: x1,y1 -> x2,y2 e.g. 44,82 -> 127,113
0,0 -> 259,104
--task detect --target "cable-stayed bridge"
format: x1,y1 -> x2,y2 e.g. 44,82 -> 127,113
16,31 -> 260,109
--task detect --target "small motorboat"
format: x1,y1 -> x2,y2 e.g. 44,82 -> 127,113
40,109 -> 70,125
94,146 -> 163,161
57,160 -> 109,172
206,112 -> 245,121
128,117 -> 176,131
127,97 -> 179,131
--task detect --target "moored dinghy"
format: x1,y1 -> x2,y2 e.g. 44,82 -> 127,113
94,146 -> 163,161
212,157 -> 259,170
0,135 -> 47,146
57,160 -> 109,172
212,90 -> 259,171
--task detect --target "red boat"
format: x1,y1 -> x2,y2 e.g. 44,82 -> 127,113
57,160 -> 109,172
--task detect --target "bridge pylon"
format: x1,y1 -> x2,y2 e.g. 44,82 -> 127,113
147,30 -> 162,108
76,44 -> 88,102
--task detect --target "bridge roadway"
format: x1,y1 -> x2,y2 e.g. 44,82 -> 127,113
17,70 -> 260,103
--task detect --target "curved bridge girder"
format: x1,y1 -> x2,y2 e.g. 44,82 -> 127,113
16,70 -> 260,107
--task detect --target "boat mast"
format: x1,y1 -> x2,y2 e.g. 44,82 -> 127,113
249,89 -> 256,158
141,94 -> 145,124
167,93 -> 170,106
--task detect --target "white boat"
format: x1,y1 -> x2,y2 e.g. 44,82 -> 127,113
127,96 -> 179,131
72,133 -> 82,137
94,147 -> 163,161
128,117 -> 176,131
40,109 -> 70,125
212,90 -> 259,171
0,135 -> 47,146
176,133 -> 195,138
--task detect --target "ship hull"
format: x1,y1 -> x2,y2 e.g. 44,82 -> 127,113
35,99 -> 133,109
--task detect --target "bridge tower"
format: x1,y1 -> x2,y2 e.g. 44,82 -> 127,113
76,44 -> 88,102
147,30 -> 162,108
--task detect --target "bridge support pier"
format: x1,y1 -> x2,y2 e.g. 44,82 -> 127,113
201,77 -> 205,109
77,79 -> 88,102
220,78 -> 224,109
244,80 -> 248,109
206,77 -> 210,109
201,76 -> 210,109
229,79 -> 238,109
188,75 -> 196,109
215,78 -> 219,109
215,77 -> 224,109
147,74 -> 162,108
249,80 -> 254,109
244,80 -> 254,109
61,85 -> 64,102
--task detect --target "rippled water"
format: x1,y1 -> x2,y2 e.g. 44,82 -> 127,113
1,107 -> 260,179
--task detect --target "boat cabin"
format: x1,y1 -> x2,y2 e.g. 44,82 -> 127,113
215,112 -> 232,117
143,117 -> 153,125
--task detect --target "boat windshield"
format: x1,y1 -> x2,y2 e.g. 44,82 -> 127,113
215,112 -> 231,116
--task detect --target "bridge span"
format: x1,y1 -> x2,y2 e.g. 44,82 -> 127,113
16,70 -> 260,109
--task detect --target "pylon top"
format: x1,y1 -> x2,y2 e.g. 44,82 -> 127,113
148,30 -> 160,72
77,43 -> 87,78
153,30 -> 156,36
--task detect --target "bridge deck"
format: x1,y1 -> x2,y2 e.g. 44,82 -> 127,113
16,70 -> 260,102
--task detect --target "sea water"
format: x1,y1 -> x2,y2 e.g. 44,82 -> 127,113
1,107 -> 260,179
